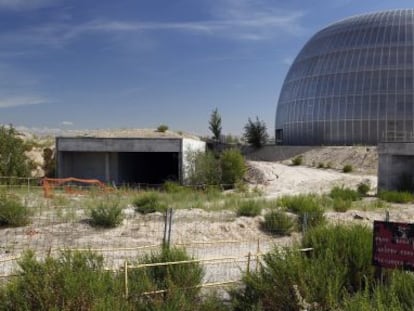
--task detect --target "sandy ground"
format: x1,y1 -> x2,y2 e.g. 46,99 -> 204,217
248,161 -> 377,198
0,159 -> 400,284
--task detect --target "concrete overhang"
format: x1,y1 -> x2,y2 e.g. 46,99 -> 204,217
56,137 -> 182,153
378,142 -> 414,156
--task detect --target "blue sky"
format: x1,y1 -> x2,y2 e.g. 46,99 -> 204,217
1,0 -> 414,136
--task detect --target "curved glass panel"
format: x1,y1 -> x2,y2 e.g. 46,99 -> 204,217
276,9 -> 414,145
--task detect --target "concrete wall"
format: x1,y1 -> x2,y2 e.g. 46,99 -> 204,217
244,145 -> 319,162
58,152 -> 119,183
378,142 -> 414,191
57,137 -> 181,152
56,137 -> 206,185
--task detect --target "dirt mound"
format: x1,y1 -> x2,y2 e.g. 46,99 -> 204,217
283,146 -> 377,174
246,145 -> 377,175
248,161 -> 377,198
244,162 -> 278,185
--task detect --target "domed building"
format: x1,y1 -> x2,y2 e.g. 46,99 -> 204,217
275,9 -> 414,145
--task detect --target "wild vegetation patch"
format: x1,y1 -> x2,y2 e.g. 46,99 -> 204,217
236,200 -> 262,217
89,198 -> 124,228
0,193 -> 31,227
378,190 -> 414,203
262,210 -> 296,236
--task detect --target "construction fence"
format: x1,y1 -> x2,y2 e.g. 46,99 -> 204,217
0,203 -> 276,290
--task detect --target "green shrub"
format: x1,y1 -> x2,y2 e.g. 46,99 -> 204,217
186,151 -> 221,186
0,194 -> 30,227
0,125 -> 32,177
134,192 -> 166,214
332,198 -> 352,212
302,225 -> 374,294
0,250 -> 124,310
157,124 -> 169,132
277,194 -> 326,230
89,198 -> 124,228
220,149 -> 246,185
357,181 -> 370,196
329,186 -> 361,201
262,210 -> 296,235
164,181 -> 187,193
291,155 -> 303,166
128,246 -> 204,309
237,200 -> 262,217
233,224 -> 375,311
342,164 -> 353,173
317,162 -> 325,169
378,190 -> 414,203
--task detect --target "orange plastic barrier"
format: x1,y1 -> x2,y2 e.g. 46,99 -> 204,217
42,177 -> 110,198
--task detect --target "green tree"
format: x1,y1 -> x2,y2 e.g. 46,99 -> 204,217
220,149 -> 245,185
243,117 -> 268,148
0,126 -> 31,177
187,151 -> 221,185
209,108 -> 222,141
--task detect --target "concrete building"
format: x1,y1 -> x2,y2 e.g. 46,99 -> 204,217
56,131 -> 205,185
378,137 -> 414,191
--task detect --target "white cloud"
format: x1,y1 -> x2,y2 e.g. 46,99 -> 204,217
61,121 -> 73,126
0,4 -> 304,50
0,0 -> 58,10
0,96 -> 47,108
86,11 -> 304,41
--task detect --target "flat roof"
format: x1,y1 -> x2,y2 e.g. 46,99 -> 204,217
58,128 -> 201,140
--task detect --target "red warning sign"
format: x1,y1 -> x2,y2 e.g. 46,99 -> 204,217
373,220 -> 414,271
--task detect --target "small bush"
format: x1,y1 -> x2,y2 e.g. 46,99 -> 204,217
291,155 -> 303,166
342,164 -> 353,173
237,200 -> 262,217
89,199 -> 124,228
329,186 -> 361,201
128,246 -> 204,308
0,250 -> 123,310
0,194 -> 30,227
186,151 -> 221,186
277,194 -> 326,230
378,190 -> 414,203
332,198 -> 352,212
317,162 -> 325,169
164,181 -> 187,193
156,124 -> 169,132
357,181 -> 370,196
262,210 -> 296,235
220,149 -> 246,185
134,192 -> 166,214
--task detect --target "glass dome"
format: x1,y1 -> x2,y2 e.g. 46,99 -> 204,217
275,9 -> 414,145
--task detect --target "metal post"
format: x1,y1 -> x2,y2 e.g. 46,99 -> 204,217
385,210 -> 390,222
124,260 -> 128,299
303,212 -> 308,233
256,239 -> 260,273
163,208 -> 174,248
167,208 -> 173,247
163,209 -> 168,246
247,252 -> 251,275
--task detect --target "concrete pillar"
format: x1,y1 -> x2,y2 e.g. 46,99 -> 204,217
105,152 -> 110,183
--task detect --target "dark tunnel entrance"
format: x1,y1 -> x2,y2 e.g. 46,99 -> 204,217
118,152 -> 179,185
